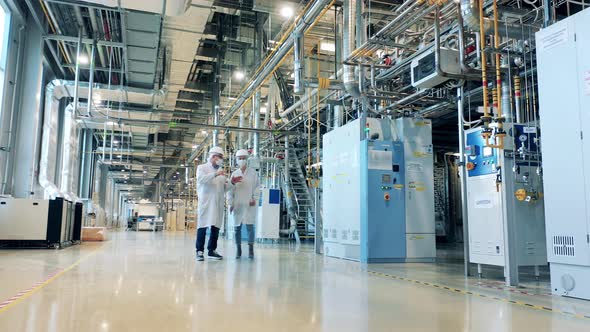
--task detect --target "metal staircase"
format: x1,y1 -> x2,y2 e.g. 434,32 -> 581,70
283,147 -> 315,239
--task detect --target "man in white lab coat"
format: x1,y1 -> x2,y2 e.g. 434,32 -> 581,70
195,146 -> 236,261
227,149 -> 260,259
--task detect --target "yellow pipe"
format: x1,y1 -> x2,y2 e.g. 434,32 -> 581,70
493,0 -> 502,123
485,0 -> 504,150
39,0 -> 73,72
478,0 -> 490,131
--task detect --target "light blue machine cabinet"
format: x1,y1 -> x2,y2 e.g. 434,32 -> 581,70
322,117 -> 435,263
361,139 -> 406,262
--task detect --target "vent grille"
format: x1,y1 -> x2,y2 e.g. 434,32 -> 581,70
553,236 -> 575,257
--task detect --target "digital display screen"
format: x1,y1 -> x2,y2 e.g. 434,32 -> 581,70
382,174 -> 392,184
483,147 -> 493,157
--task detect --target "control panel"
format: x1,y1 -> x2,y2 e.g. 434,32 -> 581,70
466,129 -> 498,177
510,125 -> 540,151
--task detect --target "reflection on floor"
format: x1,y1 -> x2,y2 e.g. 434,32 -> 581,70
0,232 -> 589,331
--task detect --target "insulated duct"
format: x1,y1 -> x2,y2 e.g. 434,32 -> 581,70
60,103 -> 81,201
343,0 -> 360,97
293,33 -> 305,95
39,96 -> 80,201
38,82 -> 62,199
39,79 -> 160,199
460,0 -> 530,38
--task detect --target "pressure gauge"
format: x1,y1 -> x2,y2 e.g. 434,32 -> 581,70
519,134 -> 528,142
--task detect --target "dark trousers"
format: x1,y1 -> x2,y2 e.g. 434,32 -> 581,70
234,224 -> 255,246
196,226 -> 220,254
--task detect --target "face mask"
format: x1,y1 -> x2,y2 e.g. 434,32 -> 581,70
237,159 -> 247,167
215,159 -> 224,167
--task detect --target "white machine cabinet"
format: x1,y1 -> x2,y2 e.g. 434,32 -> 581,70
256,188 -> 280,240
464,126 -> 546,272
536,7 -> 590,300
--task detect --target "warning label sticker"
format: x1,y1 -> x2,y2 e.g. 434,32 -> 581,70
539,26 -> 568,51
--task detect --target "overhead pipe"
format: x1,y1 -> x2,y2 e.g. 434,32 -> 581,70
293,32 -> 305,95
238,110 -> 245,148
342,0 -> 360,97
483,0 -> 505,149
253,91 -> 261,156
460,0 -> 531,38
501,81 -> 511,123
280,90 -> 338,129
434,7 -> 481,82
345,0 -> 424,63
477,0 -> 492,136
456,3 -> 478,75
190,0 -> 335,162
220,0 -> 334,124
383,89 -> 430,111
280,68 -> 343,118
84,118 -> 300,135
514,75 -> 521,123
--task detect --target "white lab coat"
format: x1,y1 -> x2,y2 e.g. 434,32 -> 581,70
227,167 -> 260,226
196,162 -> 230,229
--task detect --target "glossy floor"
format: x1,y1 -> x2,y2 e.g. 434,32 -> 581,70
1,232 -> 590,331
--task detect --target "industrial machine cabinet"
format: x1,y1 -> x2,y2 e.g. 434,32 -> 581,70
536,7 -> 590,300
0,197 -> 82,248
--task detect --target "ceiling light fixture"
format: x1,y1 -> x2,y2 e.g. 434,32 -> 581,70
78,55 -> 89,64
281,6 -> 294,18
234,71 -> 245,80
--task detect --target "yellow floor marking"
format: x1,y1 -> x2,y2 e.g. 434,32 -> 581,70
0,243 -> 107,314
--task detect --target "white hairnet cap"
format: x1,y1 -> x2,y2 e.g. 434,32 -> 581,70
208,146 -> 224,156
235,149 -> 249,158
